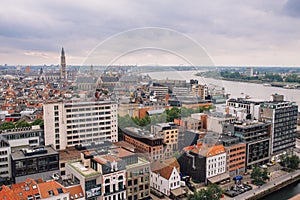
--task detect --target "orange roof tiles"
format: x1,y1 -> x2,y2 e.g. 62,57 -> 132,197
0,185 -> 18,200
183,143 -> 202,154
66,185 -> 84,199
151,158 -> 180,180
206,145 -> 226,157
38,180 -> 68,198
10,178 -> 39,200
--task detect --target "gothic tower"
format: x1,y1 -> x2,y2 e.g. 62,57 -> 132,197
60,47 -> 67,79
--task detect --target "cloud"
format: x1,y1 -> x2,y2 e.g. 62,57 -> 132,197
283,0 -> 300,17
0,0 -> 300,66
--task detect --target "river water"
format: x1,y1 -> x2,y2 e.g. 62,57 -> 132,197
261,181 -> 300,200
144,70 -> 300,111
145,70 -> 300,199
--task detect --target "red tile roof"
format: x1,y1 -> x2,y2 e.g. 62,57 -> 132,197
0,185 -> 18,200
11,178 -> 39,200
206,145 -> 226,157
38,180 -> 68,198
66,185 -> 84,199
151,158 -> 180,180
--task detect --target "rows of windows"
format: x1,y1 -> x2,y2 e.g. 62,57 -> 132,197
66,111 -> 111,118
0,157 -> 8,163
66,106 -> 112,113
4,131 -> 42,140
0,150 -> 8,155
67,118 -> 111,124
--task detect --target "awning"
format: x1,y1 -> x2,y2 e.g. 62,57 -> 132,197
207,173 -> 230,183
171,187 -> 186,197
233,176 -> 243,181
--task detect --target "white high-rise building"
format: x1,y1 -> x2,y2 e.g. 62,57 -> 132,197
43,100 -> 118,150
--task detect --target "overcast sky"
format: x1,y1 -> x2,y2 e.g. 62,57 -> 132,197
1,0 -> 300,66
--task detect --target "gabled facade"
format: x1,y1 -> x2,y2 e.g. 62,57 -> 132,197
150,158 -> 181,196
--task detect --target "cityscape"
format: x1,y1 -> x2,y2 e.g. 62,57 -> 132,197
1,1 -> 300,200
0,48 -> 299,200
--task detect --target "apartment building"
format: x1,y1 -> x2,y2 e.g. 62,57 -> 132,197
191,84 -> 208,100
152,123 -> 179,159
11,145 -> 59,183
226,98 -> 264,121
66,148 -> 127,200
123,127 -> 164,161
179,133 -> 229,184
178,143 -> 206,183
0,126 -> 44,148
119,149 -> 150,200
207,112 -> 237,134
220,134 -> 246,176
0,136 -> 10,182
260,101 -> 298,160
206,145 -> 227,183
43,100 -> 118,150
149,86 -> 168,99
233,121 -> 271,169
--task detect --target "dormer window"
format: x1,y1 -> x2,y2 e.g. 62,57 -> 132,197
48,190 -> 54,196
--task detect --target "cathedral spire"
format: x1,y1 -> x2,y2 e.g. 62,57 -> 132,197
60,47 -> 67,80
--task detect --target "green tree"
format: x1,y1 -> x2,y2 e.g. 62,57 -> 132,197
289,155 -> 300,169
16,120 -> 31,128
207,184 -> 223,200
0,121 -> 15,130
251,165 -> 268,185
280,154 -> 300,170
31,118 -> 44,127
188,184 -> 223,200
166,107 -> 181,122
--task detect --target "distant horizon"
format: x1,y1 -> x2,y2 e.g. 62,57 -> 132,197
1,64 -> 300,68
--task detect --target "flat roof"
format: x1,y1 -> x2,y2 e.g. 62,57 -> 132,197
59,147 -> 81,162
11,146 -> 58,160
234,121 -> 269,129
69,161 -> 100,178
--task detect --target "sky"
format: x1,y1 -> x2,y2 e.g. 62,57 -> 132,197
1,0 -> 300,66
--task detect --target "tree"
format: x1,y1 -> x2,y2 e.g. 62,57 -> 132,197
16,120 -> 30,128
289,155 -> 300,169
280,154 -> 300,170
188,184 -> 223,200
251,165 -> 269,185
207,184 -> 223,200
165,107 -> 181,122
0,121 -> 15,130
31,118 -> 44,127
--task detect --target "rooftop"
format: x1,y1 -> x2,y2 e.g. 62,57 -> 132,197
59,147 -> 81,162
151,158 -> 180,180
68,161 -> 100,178
11,146 -> 57,160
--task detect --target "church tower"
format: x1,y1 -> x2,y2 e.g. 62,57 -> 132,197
60,47 -> 67,79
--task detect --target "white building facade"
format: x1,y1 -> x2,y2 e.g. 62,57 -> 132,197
43,100 -> 118,150
150,165 -> 181,196
206,147 -> 227,179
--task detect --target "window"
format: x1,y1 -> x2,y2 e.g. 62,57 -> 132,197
48,190 -> 54,196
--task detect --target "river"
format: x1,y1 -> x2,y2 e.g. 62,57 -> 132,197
144,70 -> 300,199
261,181 -> 300,200
144,70 -> 300,111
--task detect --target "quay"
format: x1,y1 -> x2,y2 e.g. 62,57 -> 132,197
226,169 -> 300,200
